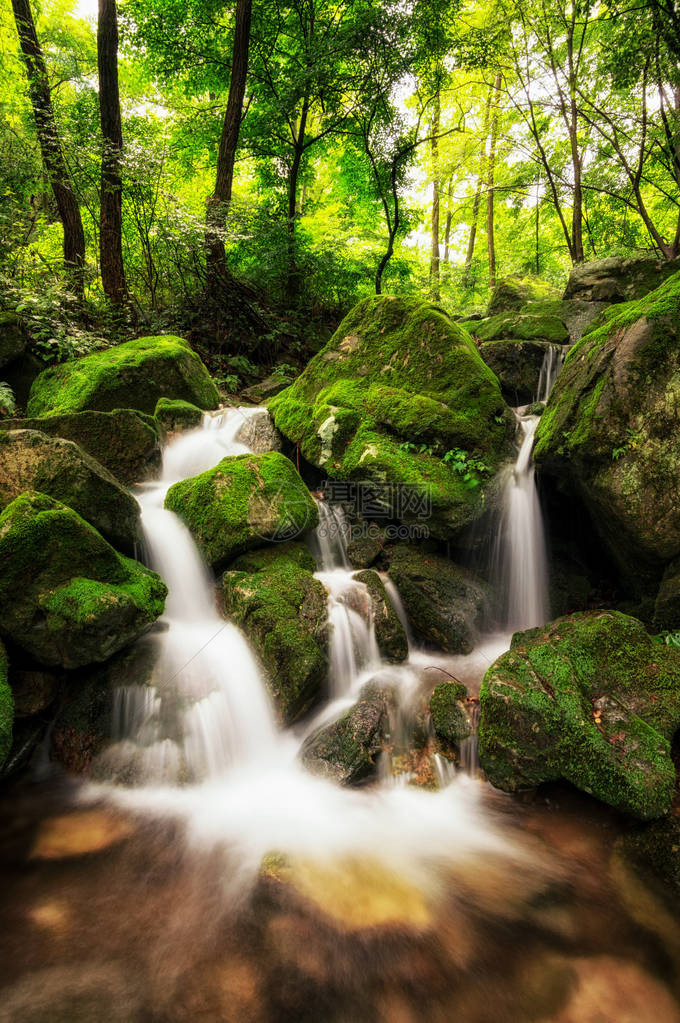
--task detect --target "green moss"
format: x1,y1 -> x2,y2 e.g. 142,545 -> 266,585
154,397 -> 203,432
0,492 -> 166,668
299,682 -> 392,785
223,543 -> 328,723
27,335 -> 219,417
479,610 -> 680,819
473,313 -> 569,344
166,451 -> 318,570
487,276 -> 560,316
429,682 -> 471,743
0,640 -> 13,766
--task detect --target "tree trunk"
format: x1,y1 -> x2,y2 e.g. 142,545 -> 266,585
98,0 -> 127,305
429,93 -> 441,300
464,84 -> 493,285
12,0 -> 86,296
443,177 -> 453,262
206,0 -> 252,279
286,98 -> 309,303
487,73 -> 502,288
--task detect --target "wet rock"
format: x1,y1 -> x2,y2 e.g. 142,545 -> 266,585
299,682 -> 393,785
387,544 -> 490,653
241,373 -> 293,403
479,610 -> 680,819
346,523 -> 386,568
27,335 -> 219,417
563,255 -> 680,303
0,429 -> 140,553
154,396 -> 203,433
165,451 -> 318,570
352,570 -> 408,662
429,682 -> 472,743
222,544 -> 328,724
0,492 -> 166,670
234,408 -> 282,453
10,668 -> 59,717
479,340 -> 563,405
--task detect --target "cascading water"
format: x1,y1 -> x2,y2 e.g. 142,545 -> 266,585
535,344 -> 565,404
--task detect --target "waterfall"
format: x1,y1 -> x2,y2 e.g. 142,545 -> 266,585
535,345 -> 565,404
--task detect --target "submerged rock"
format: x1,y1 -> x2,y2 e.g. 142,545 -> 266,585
270,296 -> 512,540
299,682 -> 393,785
0,641 -> 13,767
0,429 -> 140,553
479,610 -> 680,819
534,271 -> 680,596
352,570 -> 408,662
563,255 -> 680,303
153,396 -> 203,433
387,544 -> 489,653
165,451 -> 318,569
0,492 -> 166,669
222,544 -> 328,724
429,681 -> 472,743
4,409 -> 161,485
27,335 -> 219,417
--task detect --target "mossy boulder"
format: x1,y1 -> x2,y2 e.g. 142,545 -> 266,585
0,312 -> 26,371
352,570 -> 408,662
479,340 -> 564,405
534,271 -> 680,594
0,429 -> 140,553
269,296 -> 512,540
27,335 -> 219,417
0,492 -> 166,669
4,409 -> 161,484
429,681 -> 472,743
165,451 -> 318,570
0,640 -> 13,767
563,256 -> 680,303
479,611 -> 680,819
487,277 -> 560,316
222,544 -> 328,724
473,312 -> 569,345
387,544 -> 490,653
299,682 -> 393,785
520,298 -> 608,344
241,373 -> 293,403
154,397 -> 203,433
345,524 -> 386,568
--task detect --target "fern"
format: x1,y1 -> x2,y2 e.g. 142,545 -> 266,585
0,382 -> 16,417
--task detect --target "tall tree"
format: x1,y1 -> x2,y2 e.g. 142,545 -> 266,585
430,93 -> 441,299
463,83 -> 493,284
486,72 -> 502,286
11,0 -> 86,295
98,0 -> 127,304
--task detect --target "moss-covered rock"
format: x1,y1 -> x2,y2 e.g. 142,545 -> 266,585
27,335 -> 219,417
479,610 -> 680,819
0,492 -> 166,669
473,312 -> 569,345
241,373 -> 292,403
0,640 -> 13,766
387,544 -> 490,653
563,256 -> 680,303
429,681 -> 472,743
269,296 -> 513,540
154,397 -> 203,433
346,524 -> 386,568
520,298 -> 609,344
352,570 -> 408,662
299,681 -> 393,785
4,409 -> 161,484
534,271 -> 680,594
479,340 -> 564,405
165,451 -> 318,569
617,817 -> 680,900
222,544 -> 328,724
487,277 -> 560,316
0,429 -> 140,553
0,312 -> 26,371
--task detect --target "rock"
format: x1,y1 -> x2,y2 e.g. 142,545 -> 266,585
0,312 -> 26,371
0,492 -> 166,670
269,296 -> 513,540
165,451 -> 318,570
534,271 -> 680,594
654,558 -> 680,629
299,682 -> 393,785
521,298 -> 609,344
241,373 -> 293,403
0,640 -> 13,766
234,408 -> 282,453
487,277 -> 560,316
352,570 -> 408,662
222,544 -> 328,725
429,681 -> 472,743
479,610 -> 680,819
153,396 -> 203,433
27,335 -> 219,417
0,429 -> 140,553
479,341 -> 564,405
1,352 -> 44,408
3,409 -> 161,485
525,401 -> 545,416
473,312 -> 569,345
563,255 -> 680,303
387,544 -> 489,653
346,523 -> 386,568
10,669 -> 59,717
617,817 -> 680,899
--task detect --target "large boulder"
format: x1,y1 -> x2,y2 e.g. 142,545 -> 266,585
479,611 -> 680,820
269,297 -> 513,540
0,492 -> 166,669
352,570 -> 408,662
563,256 -> 680,303
387,544 -> 490,653
27,335 -> 219,417
0,312 -> 26,371
222,544 -> 328,724
0,429 -> 140,553
487,277 -> 560,316
520,298 -> 609,344
534,271 -> 680,595
473,312 -> 569,345
4,409 -> 161,484
165,451 -> 318,570
0,641 -> 13,767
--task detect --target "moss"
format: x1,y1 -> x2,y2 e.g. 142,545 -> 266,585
5,409 -> 161,485
223,543 -> 328,723
0,492 -> 166,669
165,451 -> 318,569
27,335 -> 219,417
0,640 -> 13,766
473,313 -> 569,345
487,276 -> 560,316
353,570 -> 408,662
270,296 -> 512,539
429,681 -> 471,743
154,397 -> 203,433
479,610 -> 680,819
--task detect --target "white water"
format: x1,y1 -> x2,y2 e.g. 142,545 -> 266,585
535,344 -> 565,404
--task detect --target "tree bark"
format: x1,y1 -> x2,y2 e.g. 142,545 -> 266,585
486,73 -> 502,288
206,0 -> 252,278
443,177 -> 453,263
429,93 -> 441,300
12,0 -> 86,296
286,96 -> 310,303
98,0 -> 127,305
